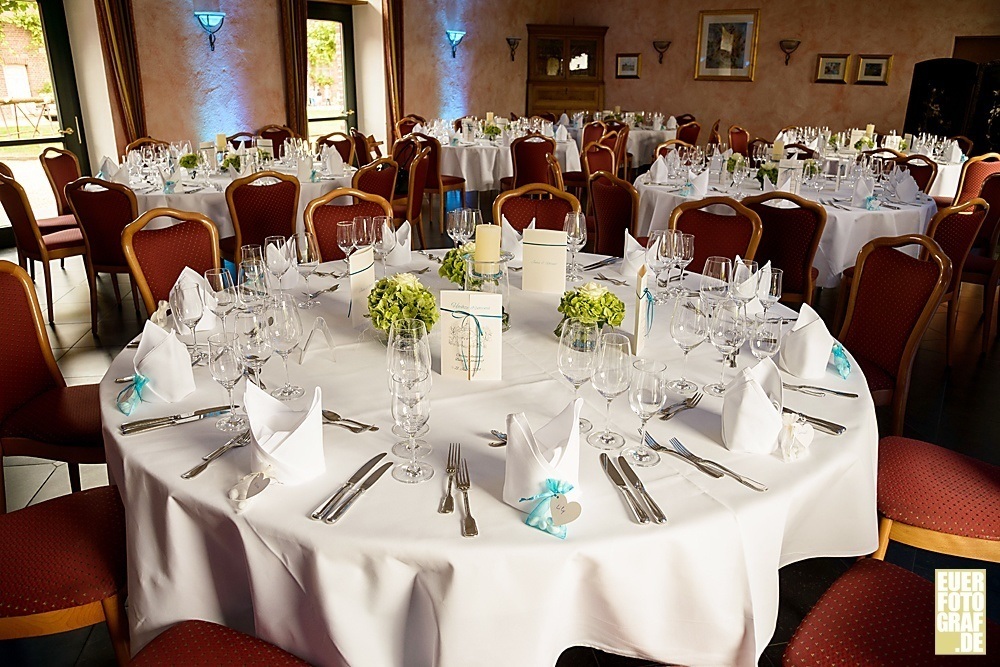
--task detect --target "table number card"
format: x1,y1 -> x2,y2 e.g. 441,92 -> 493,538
521,229 -> 567,294
848,129 -> 865,150
777,159 -> 801,194
440,290 -> 503,381
633,266 -> 652,354
349,245 -> 375,328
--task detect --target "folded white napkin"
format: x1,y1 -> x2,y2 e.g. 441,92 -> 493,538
503,398 -> 583,512
665,116 -> 677,130
112,168 -> 131,186
296,156 -> 313,182
851,174 -> 875,208
159,165 -> 181,188
884,135 -> 901,150
946,141 -> 964,164
501,130 -> 512,147
806,137 -> 819,151
618,230 -> 646,278
689,169 -> 709,199
323,146 -> 345,177
132,320 -> 197,403
721,357 -> 783,455
170,267 -> 219,334
763,175 -> 776,194
246,383 -> 325,485
779,303 -> 835,379
98,156 -> 118,180
776,169 -> 795,192
412,123 -> 424,135
555,125 -> 569,142
647,156 -> 669,184
500,216 -> 534,262
558,113 -> 570,127
730,256 -> 766,301
895,173 -> 920,203
384,220 -> 412,266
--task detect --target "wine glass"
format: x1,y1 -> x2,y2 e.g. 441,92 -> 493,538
204,267 -> 236,335
266,293 -> 305,400
371,216 -> 396,278
563,212 -> 587,282
704,298 -> 746,397
291,232 -> 320,308
234,311 -> 272,388
390,376 -> 434,484
170,283 -> 206,364
668,295 -> 708,396
446,209 -> 464,246
207,333 -> 248,432
623,359 -> 667,467
587,332 -> 632,450
645,230 -> 672,304
337,220 -> 356,268
750,315 -> 783,361
263,235 -> 293,293
464,208 -> 484,233
729,259 -> 758,304
354,215 -> 374,249
699,256 -> 732,308
668,233 -> 695,296
388,318 -> 432,456
241,244 -> 263,262
237,259 -> 268,312
758,268 -> 783,315
557,319 -> 598,434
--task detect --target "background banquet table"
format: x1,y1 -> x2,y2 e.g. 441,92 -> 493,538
927,160 -> 962,200
570,126 -> 678,167
100,255 -> 878,667
635,177 -> 938,289
440,139 -> 581,191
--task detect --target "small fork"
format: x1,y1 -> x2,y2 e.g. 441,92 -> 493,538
670,437 -> 767,492
439,443 -> 460,514
659,392 -> 703,420
595,273 -> 627,286
457,459 -> 478,537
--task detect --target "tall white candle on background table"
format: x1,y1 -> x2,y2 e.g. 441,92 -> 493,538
771,140 -> 784,161
486,112 -> 494,124
614,105 -> 621,115
865,124 -> 875,138
474,224 -> 501,262
215,133 -> 227,151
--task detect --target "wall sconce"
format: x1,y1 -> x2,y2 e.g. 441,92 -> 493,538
446,30 -> 466,58
194,1 -> 225,52
779,40 -> 801,65
652,40 -> 671,64
506,37 -> 521,62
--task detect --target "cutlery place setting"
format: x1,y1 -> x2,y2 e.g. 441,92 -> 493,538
659,392 -> 703,421
322,409 -> 378,433
437,443 -> 479,537
582,257 -> 620,272
600,453 -> 667,524
643,433 -> 767,492
181,430 -> 252,479
595,273 -> 628,286
120,404 -> 237,435
309,452 -> 393,523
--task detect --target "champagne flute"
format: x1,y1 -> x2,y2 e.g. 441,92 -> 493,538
704,298 -> 745,397
371,216 -> 396,278
758,268 -> 783,315
204,267 -> 236,335
207,333 -> 248,432
337,220 -> 356,269
563,212 -> 587,282
623,359 -> 667,467
587,332 -> 632,450
292,232 -> 320,308
750,315 -> 783,361
263,235 -> 293,293
234,311 -> 272,388
266,293 -> 305,400
699,256 -> 732,308
170,283 -> 206,364
557,319 -> 598,434
668,294 -> 708,396
390,376 -> 433,483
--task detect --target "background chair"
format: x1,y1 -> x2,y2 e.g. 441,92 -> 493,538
580,121 -> 606,149
493,183 -> 580,232
959,176 -> 1000,353
394,114 -> 424,139
414,133 -> 466,233
500,135 -> 557,191
130,620 -> 309,666
653,139 -> 693,161
304,187 -> 392,262
39,146 -> 81,217
674,113 -> 696,126
728,125 -> 750,156
352,157 -> 398,204
226,131 -> 255,150
589,171 -> 638,257
257,124 -> 297,157
785,143 -> 819,159
949,134 -> 974,156
563,141 -> 616,211
951,152 -> 1000,207
676,121 -> 701,146
892,154 -> 938,194
668,197 -> 762,273
124,137 -> 168,153
224,171 -> 300,264
316,131 -> 355,166
391,147 -> 430,249
707,119 -> 721,146
351,128 -> 382,167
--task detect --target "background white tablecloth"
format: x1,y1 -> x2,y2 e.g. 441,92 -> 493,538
928,161 -> 962,200
101,257 -> 878,666
441,140 -> 582,191
570,127 -> 678,168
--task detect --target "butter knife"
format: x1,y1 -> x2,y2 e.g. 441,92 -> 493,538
782,382 -> 859,399
600,453 -> 649,524
325,461 -> 393,524
122,409 -> 230,435
782,407 -> 846,435
120,405 -> 233,433
617,456 -> 667,524
310,452 -> 387,520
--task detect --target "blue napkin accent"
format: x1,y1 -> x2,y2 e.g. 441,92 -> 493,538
163,180 -> 177,194
679,180 -> 694,197
864,195 -> 880,211
310,169 -> 319,183
520,478 -> 575,539
116,372 -> 149,415
831,342 -> 852,379
640,287 -> 655,335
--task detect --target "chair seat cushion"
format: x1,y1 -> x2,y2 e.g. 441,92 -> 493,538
0,486 -> 125,617
41,227 -> 84,252
784,558 -> 999,666
1,384 -> 103,449
37,214 -> 78,234
441,174 -> 465,187
853,356 -> 895,394
131,620 -> 310,666
562,170 -> 586,185
878,436 -> 1000,541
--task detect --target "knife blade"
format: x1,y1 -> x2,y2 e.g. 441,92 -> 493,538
617,456 -> 667,524
120,405 -> 233,433
310,452 -> 388,520
600,453 -> 649,524
121,410 -> 229,435
325,461 -> 393,524
782,407 -> 846,435
783,383 -> 859,399
583,257 -> 619,271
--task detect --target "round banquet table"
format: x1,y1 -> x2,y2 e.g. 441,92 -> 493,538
439,139 -> 581,192
100,255 -> 878,667
570,126 -> 678,168
927,160 -> 962,200
635,176 -> 938,289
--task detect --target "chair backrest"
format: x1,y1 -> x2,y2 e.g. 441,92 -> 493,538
975,173 -> 1000,253
892,154 -> 938,194
747,138 -> 769,158
546,153 -> 565,191
304,188 -> 392,262
599,130 -> 619,153
492,183 -> 581,232
924,199 -> 989,295
589,171 -> 638,256
839,234 -> 951,393
413,132 -> 444,189
728,125 -> 750,156
316,132 -> 355,166
510,135 -> 557,188
65,178 -> 137,269
707,119 -> 721,146
742,192 -> 827,304
674,113 -> 696,126
785,143 -> 819,160
394,116 -> 420,139
225,171 -> 300,264
258,124 -> 297,158
401,147 -> 430,222
611,125 -> 630,171
226,132 -> 255,149
863,147 -> 904,160
124,137 -> 168,153
0,260 -> 64,424
677,121 -> 701,145
39,147 -> 81,216
954,153 -> 1000,206
668,196 -> 763,273
581,121 -> 605,147
350,128 -> 374,167
653,140 -> 693,161
352,157 -> 398,202
949,135 -> 974,156
0,168 -> 45,259
391,135 -> 421,171
121,209 -> 221,315
604,120 -> 627,135
580,142 -> 616,177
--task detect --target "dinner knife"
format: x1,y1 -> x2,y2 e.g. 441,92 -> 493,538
310,452 -> 388,520
782,407 -> 847,435
122,409 -> 230,435
325,461 -> 393,524
782,382 -> 859,399
617,456 -> 667,524
583,257 -> 619,271
600,453 -> 649,524
120,405 -> 233,433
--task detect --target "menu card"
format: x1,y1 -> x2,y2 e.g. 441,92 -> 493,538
521,229 -> 567,294
349,245 -> 375,328
440,290 -> 503,380
633,265 -> 651,354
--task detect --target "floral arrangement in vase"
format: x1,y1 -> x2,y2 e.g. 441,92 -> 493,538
555,282 -> 625,336
367,272 -> 439,333
439,242 -> 474,285
756,161 -> 778,186
220,154 -> 241,171
178,153 -> 199,170
802,159 -> 822,177
482,124 -> 501,141
853,136 -> 875,151
726,153 -> 746,173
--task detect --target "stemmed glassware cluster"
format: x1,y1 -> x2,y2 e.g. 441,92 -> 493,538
446,208 -> 482,247
563,212 -> 587,282
645,230 -> 695,303
387,319 -> 434,484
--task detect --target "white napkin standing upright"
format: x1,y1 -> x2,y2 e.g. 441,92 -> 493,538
689,169 -> 709,198
98,156 -> 118,180
665,116 -> 678,130
296,156 -> 313,182
946,141 -> 964,164
384,220 -> 413,266
325,146 -> 345,176
503,398 -> 583,512
246,383 -> 325,485
721,357 -> 784,455
779,303 -> 835,379
619,230 -> 646,278
501,216 -> 535,262
558,113 -> 570,127
132,320 -> 197,403
850,174 -> 875,208
170,267 -> 219,334
555,125 -> 570,142
647,156 -> 668,184
159,165 -> 181,187
895,174 -> 920,203
265,239 -> 301,290
501,130 -> 512,148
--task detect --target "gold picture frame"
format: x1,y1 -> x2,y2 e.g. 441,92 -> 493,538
815,54 -> 850,84
694,9 -> 760,81
616,53 -> 641,79
855,54 -> 893,85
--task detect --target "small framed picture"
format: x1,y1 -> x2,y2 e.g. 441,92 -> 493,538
855,54 -> 892,85
815,54 -> 850,84
694,9 -> 760,81
615,53 -> 641,79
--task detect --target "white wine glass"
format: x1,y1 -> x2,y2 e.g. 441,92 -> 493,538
266,293 -> 305,400
292,232 -> 320,308
234,311 -> 272,389
705,298 -> 746,397
587,332 -> 632,450
669,295 -> 708,396
645,230 -> 672,304
699,256 -> 732,308
337,220 -> 355,269
371,216 -> 396,279
623,359 -> 667,467
263,235 -> 293,293
390,376 -> 434,484
207,333 -> 248,432
667,233 -> 694,297
237,259 -> 268,312
758,268 -> 783,315
557,319 -> 598,434
204,267 -> 236,335
170,283 -> 206,364
563,212 -> 587,282
729,259 -> 758,304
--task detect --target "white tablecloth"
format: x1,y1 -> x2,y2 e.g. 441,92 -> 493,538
570,127 -> 678,168
928,161 -> 962,200
635,177 -> 937,288
101,257 -> 878,666
440,140 -> 582,192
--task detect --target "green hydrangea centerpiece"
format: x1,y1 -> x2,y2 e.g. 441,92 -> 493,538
367,272 -> 439,333
439,242 -> 474,286
555,282 -> 625,335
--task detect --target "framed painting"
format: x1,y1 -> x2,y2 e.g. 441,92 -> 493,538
815,54 -> 850,84
616,53 -> 641,79
694,9 -> 760,81
855,54 -> 893,85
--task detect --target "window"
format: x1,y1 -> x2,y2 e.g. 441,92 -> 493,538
306,2 -> 357,143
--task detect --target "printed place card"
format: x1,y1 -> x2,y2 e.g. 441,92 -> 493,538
349,245 -> 375,328
633,265 -> 651,354
440,290 -> 503,381
521,229 -> 567,294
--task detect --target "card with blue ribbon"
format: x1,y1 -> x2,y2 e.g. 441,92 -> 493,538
440,290 -> 503,380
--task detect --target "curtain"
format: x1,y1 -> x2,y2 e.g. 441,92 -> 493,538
382,0 -> 404,140
279,0 -> 309,138
95,0 -> 146,145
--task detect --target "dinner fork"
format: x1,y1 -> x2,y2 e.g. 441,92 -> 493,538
659,392 -> 703,420
304,283 -> 341,299
670,437 -> 767,492
659,395 -> 695,416
181,430 -> 251,479
456,459 -> 478,537
643,432 -> 721,478
595,273 -> 627,286
439,443 -> 460,514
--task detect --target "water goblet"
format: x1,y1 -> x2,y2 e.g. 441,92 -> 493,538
390,376 -> 434,483
266,294 -> 305,400
207,333 -> 248,432
557,319 -> 598,434
623,359 -> 667,467
587,332 -> 632,450
704,298 -> 746,398
750,315 -> 783,361
354,215 -> 374,249
668,294 -> 708,396
237,259 -> 268,312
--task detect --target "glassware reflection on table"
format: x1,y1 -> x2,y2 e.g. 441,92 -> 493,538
387,318 -> 432,457
557,318 -> 598,434
234,310 -> 273,389
170,283 -> 207,364
207,333 -> 248,432
266,293 -> 305,400
669,294 -> 708,396
645,230 -> 672,304
623,359 -> 667,467
705,298 -> 746,397
758,268 -> 783,315
292,232 -> 321,308
237,259 -> 268,312
337,220 -> 356,269
563,211 -> 587,282
371,216 -> 396,278
750,314 -> 783,361
587,332 -> 632,450
390,375 -> 434,483
729,258 -> 758,305
203,267 -> 236,335
699,256 -> 732,308
263,235 -> 293,293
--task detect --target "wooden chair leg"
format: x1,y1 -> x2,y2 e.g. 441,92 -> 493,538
101,594 -> 131,666
42,260 -> 54,324
130,275 -> 142,320
111,273 -> 122,307
87,265 -> 99,334
68,463 -> 82,493
873,517 -> 892,560
946,297 -> 958,367
438,192 -> 446,234
0,458 -> 6,514
413,214 -> 426,250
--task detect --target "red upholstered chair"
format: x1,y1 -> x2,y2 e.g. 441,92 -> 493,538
65,178 -> 143,332
352,157 -> 398,203
130,620 -> 310,666
742,192 -> 827,306
653,139 -> 692,161
0,261 -> 106,513
603,120 -> 627,135
949,134 -> 974,156
257,124 -> 297,158
952,152 -> 1000,206
499,135 -> 557,191
707,119 -> 721,147
674,113 -> 696,126
0,163 -> 78,243
747,138 -> 769,159
39,146 -> 81,216
121,209 -> 221,316
612,124 -> 631,180
959,178 -> 1000,353
316,131 -> 355,166
304,187 -> 392,262
676,121 -> 700,146
580,121 -> 606,149
124,136 -> 169,153
224,171 -> 300,264
0,168 -> 85,324
892,154 -> 938,194
350,128 -> 382,167
589,171 -> 638,257
667,197 -> 763,274
390,134 -> 421,171
226,132 -> 255,150
838,235 -> 951,435
0,486 -> 130,664
492,183 -> 581,232
394,115 -> 421,139
391,147 -> 430,249
862,147 -> 904,161
728,125 -> 750,156
414,133 -> 465,232
972,172 -> 1000,254
563,142 -> 616,210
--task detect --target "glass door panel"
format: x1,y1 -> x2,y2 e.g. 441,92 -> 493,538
306,2 -> 357,143
532,38 -> 565,79
568,39 -> 599,79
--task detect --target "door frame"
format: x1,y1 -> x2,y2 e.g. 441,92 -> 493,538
306,1 -> 358,133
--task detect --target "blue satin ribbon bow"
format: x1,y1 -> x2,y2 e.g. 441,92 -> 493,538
640,287 -> 655,335
679,180 -> 694,197
116,372 -> 150,415
163,180 -> 177,194
831,342 -> 852,379
520,478 -> 575,539
864,195 -> 880,211
441,307 -> 502,376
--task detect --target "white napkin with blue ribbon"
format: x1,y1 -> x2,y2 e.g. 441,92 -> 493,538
851,175 -> 875,208
722,357 -> 783,455
384,220 -> 412,266
689,169 -> 709,199
895,173 -> 920,203
618,230 -> 646,279
98,156 -> 118,181
130,320 -> 196,404
170,267 -> 218,334
779,303 -> 835,379
246,383 -> 325,485
501,216 -> 534,262
503,398 -> 583,512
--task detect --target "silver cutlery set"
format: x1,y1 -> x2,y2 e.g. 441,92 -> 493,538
310,453 -> 392,523
601,453 -> 667,524
438,443 -> 478,537
644,434 -> 767,492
